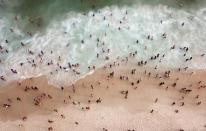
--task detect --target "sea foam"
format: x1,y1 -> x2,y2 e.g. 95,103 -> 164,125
0,3 -> 206,87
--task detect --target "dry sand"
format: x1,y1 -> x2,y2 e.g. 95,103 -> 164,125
0,63 -> 206,131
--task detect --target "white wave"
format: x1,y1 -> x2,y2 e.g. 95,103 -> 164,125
0,4 -> 206,87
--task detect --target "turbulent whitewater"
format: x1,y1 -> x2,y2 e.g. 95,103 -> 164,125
0,0 -> 206,87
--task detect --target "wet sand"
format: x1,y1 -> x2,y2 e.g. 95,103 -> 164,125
0,63 -> 206,131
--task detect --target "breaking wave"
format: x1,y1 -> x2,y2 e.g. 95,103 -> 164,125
0,0 -> 206,87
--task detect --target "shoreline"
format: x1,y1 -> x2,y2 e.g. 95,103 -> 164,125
0,63 -> 206,131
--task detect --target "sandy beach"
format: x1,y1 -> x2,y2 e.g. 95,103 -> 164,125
0,61 -> 206,131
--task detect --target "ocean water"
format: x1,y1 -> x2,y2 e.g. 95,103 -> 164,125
0,0 -> 206,87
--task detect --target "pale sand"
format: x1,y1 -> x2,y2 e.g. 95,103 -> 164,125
0,63 -> 206,131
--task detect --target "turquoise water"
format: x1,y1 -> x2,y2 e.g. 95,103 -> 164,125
0,0 -> 206,87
